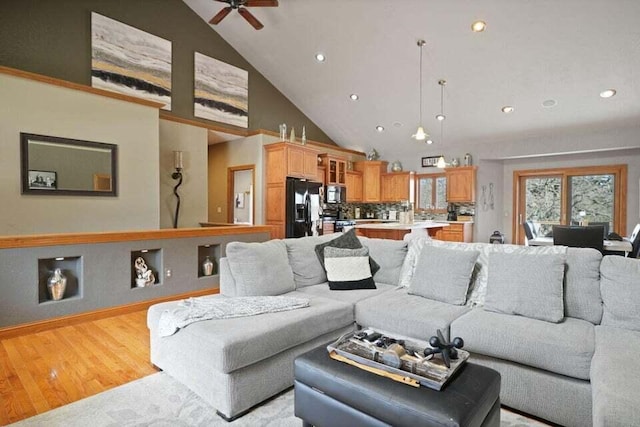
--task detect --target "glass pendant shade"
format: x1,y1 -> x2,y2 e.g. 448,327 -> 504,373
436,156 -> 447,168
412,126 -> 428,140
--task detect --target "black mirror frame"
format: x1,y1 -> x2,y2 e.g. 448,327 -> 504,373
20,133 -> 118,197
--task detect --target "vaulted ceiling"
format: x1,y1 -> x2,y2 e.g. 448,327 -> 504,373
184,0 -> 640,158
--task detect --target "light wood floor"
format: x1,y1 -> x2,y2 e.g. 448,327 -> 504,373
0,310 -> 158,425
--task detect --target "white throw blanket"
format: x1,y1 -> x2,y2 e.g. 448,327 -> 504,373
158,295 -> 310,337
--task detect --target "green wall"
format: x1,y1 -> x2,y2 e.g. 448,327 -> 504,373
0,0 -> 334,144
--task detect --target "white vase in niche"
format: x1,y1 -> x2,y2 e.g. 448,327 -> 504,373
47,268 -> 67,301
202,256 -> 214,276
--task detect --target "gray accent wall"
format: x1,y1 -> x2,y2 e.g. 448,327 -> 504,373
0,0 -> 334,144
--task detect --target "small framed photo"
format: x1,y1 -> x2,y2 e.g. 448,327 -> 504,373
421,156 -> 441,168
28,170 -> 57,189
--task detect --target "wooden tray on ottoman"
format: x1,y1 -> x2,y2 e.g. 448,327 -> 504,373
327,330 -> 469,390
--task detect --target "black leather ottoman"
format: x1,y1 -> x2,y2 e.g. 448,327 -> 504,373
294,345 -> 500,427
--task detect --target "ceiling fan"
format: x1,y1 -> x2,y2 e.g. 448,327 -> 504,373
209,0 -> 279,30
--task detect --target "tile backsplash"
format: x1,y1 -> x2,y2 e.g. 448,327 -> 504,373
337,202 -> 475,220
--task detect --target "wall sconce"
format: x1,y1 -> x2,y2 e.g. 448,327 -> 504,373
172,151 -> 184,229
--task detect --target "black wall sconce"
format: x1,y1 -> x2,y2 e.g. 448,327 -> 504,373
172,151 -> 183,228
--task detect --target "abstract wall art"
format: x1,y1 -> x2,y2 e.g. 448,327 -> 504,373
91,12 -> 172,110
194,52 -> 248,128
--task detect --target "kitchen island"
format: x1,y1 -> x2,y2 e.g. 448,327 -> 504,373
355,221 -> 449,241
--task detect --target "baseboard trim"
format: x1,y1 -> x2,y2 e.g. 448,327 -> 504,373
0,288 -> 219,340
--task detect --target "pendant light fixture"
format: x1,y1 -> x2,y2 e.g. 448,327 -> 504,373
436,79 -> 448,168
412,40 -> 429,141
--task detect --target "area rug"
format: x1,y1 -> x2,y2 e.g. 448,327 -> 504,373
11,372 -> 548,426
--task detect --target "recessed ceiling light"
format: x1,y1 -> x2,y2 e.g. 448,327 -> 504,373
393,121 -> 403,128
375,125 -> 385,132
349,93 -> 359,101
600,89 -> 616,98
471,20 -> 486,32
314,52 -> 326,62
501,106 -> 515,114
426,139 -> 433,145
435,114 -> 446,121
542,99 -> 557,108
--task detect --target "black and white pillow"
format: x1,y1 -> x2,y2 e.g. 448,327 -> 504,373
323,246 -> 376,290
314,228 -> 380,275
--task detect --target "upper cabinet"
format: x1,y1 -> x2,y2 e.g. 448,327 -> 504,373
265,142 -> 320,183
354,161 -> 388,202
319,154 -> 347,185
416,173 -> 447,211
445,166 -> 477,203
345,170 -> 363,202
381,171 -> 415,202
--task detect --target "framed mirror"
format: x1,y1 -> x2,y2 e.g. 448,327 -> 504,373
21,133 -> 118,196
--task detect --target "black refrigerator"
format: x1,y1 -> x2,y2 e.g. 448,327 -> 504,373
286,177 -> 323,238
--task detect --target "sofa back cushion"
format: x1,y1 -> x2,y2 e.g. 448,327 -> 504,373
284,234 -> 336,288
409,245 -> 479,305
484,251 -> 566,323
564,248 -> 603,324
600,255 -> 640,332
358,236 -> 408,285
225,240 -> 295,296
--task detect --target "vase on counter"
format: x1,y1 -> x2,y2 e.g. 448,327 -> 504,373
47,268 -> 67,301
202,256 -> 215,276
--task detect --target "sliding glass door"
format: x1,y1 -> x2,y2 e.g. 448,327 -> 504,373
513,165 -> 626,245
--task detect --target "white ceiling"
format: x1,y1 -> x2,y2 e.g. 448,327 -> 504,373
184,0 -> 640,158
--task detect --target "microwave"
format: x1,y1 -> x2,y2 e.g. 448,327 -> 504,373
325,185 -> 346,204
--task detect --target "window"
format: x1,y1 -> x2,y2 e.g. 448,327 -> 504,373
416,174 -> 447,212
513,165 -> 627,244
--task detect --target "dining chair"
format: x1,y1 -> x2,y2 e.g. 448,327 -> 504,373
552,225 -> 605,253
523,221 -> 536,245
629,223 -> 640,258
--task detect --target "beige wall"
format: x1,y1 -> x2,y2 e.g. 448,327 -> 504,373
159,120 -> 208,228
0,74 -> 160,235
208,134 -> 266,224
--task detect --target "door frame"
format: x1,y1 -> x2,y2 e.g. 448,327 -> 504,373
227,164 -> 255,224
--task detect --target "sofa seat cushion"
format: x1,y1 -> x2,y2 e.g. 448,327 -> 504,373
450,309 -> 594,380
147,291 -> 354,374
354,287 -> 470,340
591,326 -> 640,426
297,282 -> 396,306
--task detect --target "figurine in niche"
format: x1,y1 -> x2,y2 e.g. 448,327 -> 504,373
134,256 -> 155,287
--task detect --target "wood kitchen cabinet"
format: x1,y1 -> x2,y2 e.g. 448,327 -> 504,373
382,171 -> 415,202
445,166 -> 477,203
319,154 -> 347,185
434,222 -> 474,242
264,142 -> 320,239
345,170 -> 363,202
353,161 -> 388,202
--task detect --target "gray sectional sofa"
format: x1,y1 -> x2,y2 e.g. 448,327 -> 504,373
146,233 -> 640,426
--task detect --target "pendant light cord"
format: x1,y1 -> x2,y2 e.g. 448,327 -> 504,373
419,41 -> 424,124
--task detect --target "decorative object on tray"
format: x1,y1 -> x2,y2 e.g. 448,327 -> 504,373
134,256 -> 155,287
423,329 -> 465,368
327,329 -> 468,390
47,268 -> 67,301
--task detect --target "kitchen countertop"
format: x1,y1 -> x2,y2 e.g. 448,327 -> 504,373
354,221 -> 449,230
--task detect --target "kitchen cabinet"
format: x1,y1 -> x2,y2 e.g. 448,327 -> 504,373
264,142 -> 320,239
319,154 -> 347,185
353,161 -> 388,202
345,170 -> 363,202
434,222 -> 474,242
317,166 -> 326,186
445,166 -> 477,203
382,172 -> 415,202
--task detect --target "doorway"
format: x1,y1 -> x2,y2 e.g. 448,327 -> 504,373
227,165 -> 255,225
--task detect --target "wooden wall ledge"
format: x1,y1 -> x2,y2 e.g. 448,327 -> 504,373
0,226 -> 272,249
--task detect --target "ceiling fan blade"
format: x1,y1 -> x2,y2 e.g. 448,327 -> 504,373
213,0 -> 231,3
238,8 -> 264,30
245,0 -> 278,7
209,6 -> 233,25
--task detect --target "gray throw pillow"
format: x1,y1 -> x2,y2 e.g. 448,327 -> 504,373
484,252 -> 566,323
315,229 -> 380,275
324,246 -> 376,290
225,240 -> 295,296
359,236 -> 408,285
600,255 -> 640,332
408,245 -> 479,305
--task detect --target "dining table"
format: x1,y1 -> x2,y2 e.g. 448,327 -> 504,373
528,236 -> 632,253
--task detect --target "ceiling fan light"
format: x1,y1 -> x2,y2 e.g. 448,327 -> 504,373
436,156 -> 447,168
412,126 -> 428,141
